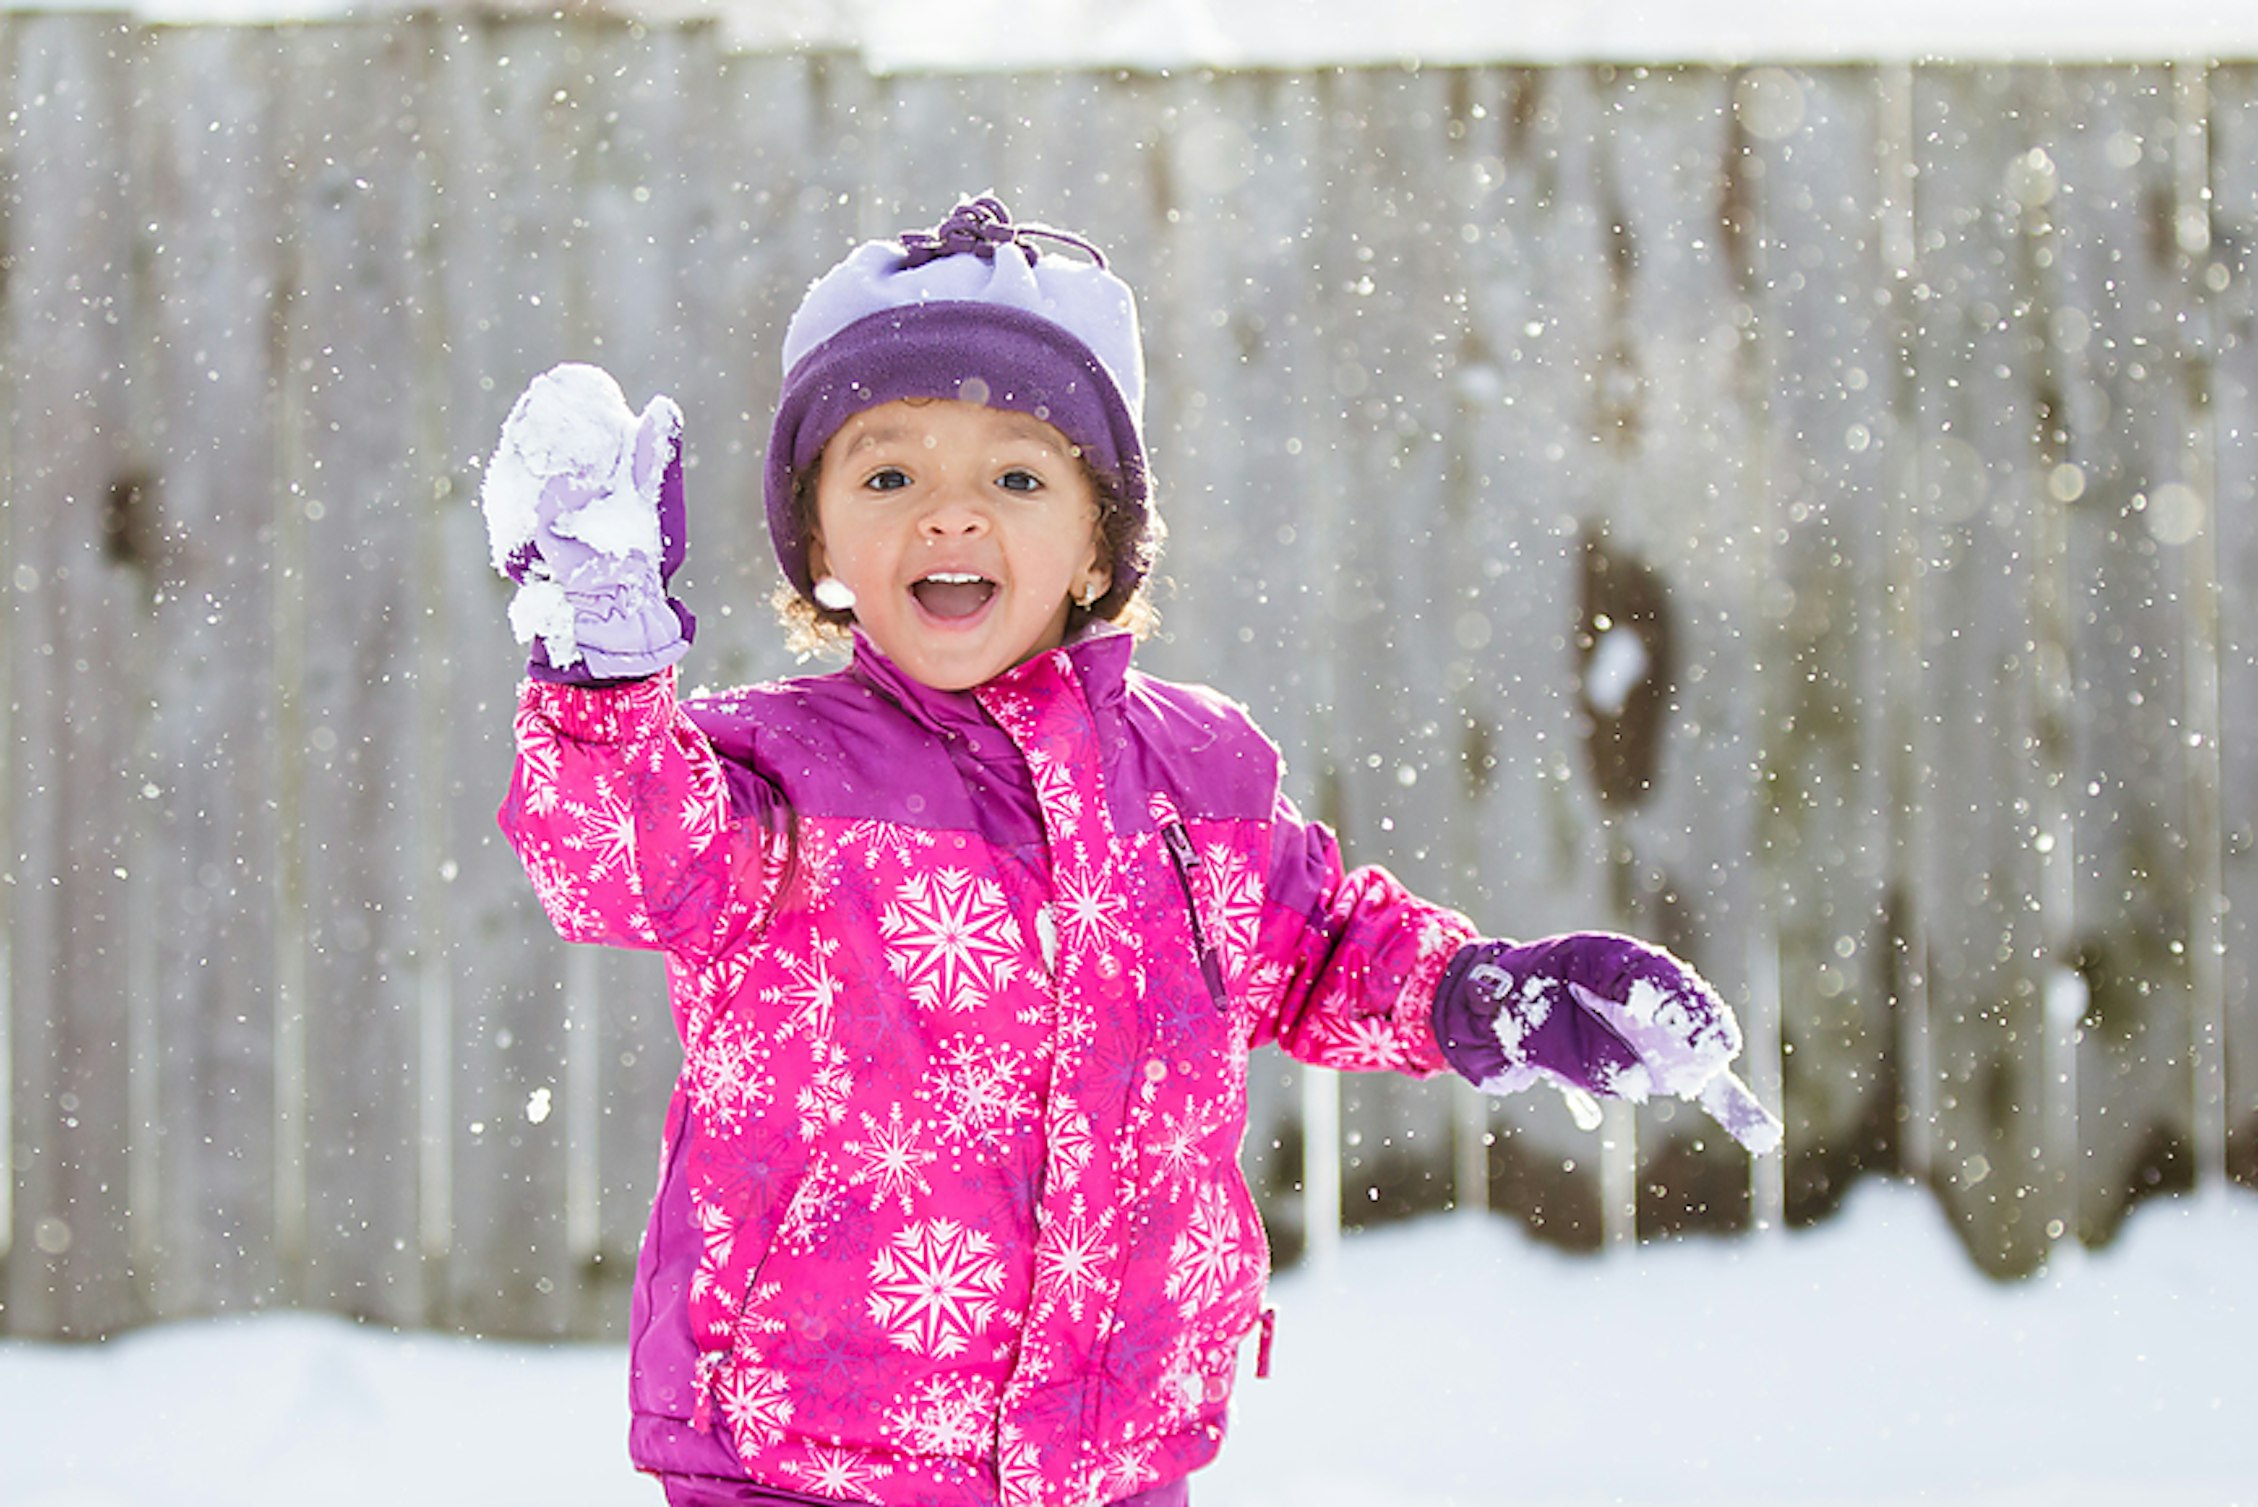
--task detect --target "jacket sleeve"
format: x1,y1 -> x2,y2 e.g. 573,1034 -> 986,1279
498,668 -> 781,970
1244,791 -> 1480,1075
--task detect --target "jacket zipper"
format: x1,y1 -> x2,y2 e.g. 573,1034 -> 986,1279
1161,820 -> 1229,1010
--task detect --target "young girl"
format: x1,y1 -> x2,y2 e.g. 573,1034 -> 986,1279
484,196 -> 1779,1507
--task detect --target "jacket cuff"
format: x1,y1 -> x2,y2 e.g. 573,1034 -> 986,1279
518,664 -> 679,742
1431,941 -> 1514,1087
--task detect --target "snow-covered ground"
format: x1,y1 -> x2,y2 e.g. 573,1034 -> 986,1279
4,1178 -> 2251,1507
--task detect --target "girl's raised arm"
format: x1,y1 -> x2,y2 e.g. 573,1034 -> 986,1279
482,365 -> 780,969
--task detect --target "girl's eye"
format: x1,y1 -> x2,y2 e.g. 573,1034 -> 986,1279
863,467 -> 911,493
997,468 -> 1043,494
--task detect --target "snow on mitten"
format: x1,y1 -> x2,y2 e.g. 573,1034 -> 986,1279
480,362 -> 693,682
1433,933 -> 1782,1154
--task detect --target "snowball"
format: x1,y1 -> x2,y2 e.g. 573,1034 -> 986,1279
508,576 -> 580,670
480,364 -> 672,573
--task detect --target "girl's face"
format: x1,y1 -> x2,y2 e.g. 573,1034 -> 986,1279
809,398 -> 1110,692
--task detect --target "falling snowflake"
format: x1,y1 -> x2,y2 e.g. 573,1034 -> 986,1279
866,1217 -> 1007,1359
880,867 -> 1025,1014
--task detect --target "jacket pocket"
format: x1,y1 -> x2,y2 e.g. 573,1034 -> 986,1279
1160,820 -> 1229,1011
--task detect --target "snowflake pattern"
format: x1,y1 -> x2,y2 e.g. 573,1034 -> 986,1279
880,868 -> 1024,1014
761,935 -> 845,1042
560,774 -> 638,883
1048,847 -> 1128,967
1144,1100 -> 1224,1197
1198,841 -> 1264,984
783,1444 -> 893,1501
716,1356 -> 795,1455
866,1217 -> 1006,1358
775,1153 -> 842,1255
1163,1184 -> 1247,1319
1032,1196 -> 1116,1321
795,1041 -> 854,1142
883,1372 -> 999,1460
843,1102 -> 938,1215
920,1033 -> 1039,1153
686,1017 -> 775,1133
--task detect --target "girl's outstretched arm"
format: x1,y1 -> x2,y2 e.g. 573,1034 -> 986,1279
1247,799 -> 1780,1154
1245,796 -> 1480,1076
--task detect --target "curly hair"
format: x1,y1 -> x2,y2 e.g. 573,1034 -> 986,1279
771,453 -> 1162,660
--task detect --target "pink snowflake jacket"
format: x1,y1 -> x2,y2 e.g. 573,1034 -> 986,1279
500,629 -> 1477,1507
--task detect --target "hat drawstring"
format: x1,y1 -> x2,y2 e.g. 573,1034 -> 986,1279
901,194 -> 1109,270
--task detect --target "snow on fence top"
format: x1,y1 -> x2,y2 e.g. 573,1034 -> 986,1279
10,0 -> 2258,66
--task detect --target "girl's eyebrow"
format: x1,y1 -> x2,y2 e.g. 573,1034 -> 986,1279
839,423 -> 911,455
989,413 -> 1066,450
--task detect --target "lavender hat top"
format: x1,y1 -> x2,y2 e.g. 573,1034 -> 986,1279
765,196 -> 1151,599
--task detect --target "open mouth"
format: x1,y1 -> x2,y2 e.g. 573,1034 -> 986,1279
910,571 -> 998,621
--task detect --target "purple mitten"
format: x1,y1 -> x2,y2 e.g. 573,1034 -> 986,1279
480,363 -> 694,682
1434,933 -> 1782,1153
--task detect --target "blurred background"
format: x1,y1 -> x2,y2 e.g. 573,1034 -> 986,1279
3,0 -> 2256,1367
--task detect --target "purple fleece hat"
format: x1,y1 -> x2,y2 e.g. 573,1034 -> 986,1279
765,196 -> 1151,599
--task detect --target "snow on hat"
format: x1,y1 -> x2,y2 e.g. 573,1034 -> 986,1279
765,195 -> 1151,599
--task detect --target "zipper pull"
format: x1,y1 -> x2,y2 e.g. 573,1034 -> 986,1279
1256,1306 -> 1277,1378
1162,820 -> 1228,1006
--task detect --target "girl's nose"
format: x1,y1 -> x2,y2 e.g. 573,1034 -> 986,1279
918,487 -> 989,538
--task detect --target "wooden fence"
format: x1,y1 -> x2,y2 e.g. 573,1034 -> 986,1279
3,14 -> 2255,1340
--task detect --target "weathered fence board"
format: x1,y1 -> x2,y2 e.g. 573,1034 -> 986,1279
4,15 -> 150,1337
1587,65 -> 1772,1238
1908,65 -> 2065,1278
2216,66 -> 2258,1190
1304,66 -> 1469,1231
428,19 -> 587,1336
1741,65 -> 1903,1226
6,21 -> 2258,1336
2038,65 -> 2207,1240
278,22 -> 442,1323
141,22 -> 289,1320
1451,65 -> 1624,1248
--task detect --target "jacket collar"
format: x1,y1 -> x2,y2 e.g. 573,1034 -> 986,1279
846,625 -> 1134,743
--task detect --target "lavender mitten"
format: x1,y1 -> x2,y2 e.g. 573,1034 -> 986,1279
480,362 -> 693,682
1433,933 -> 1782,1154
